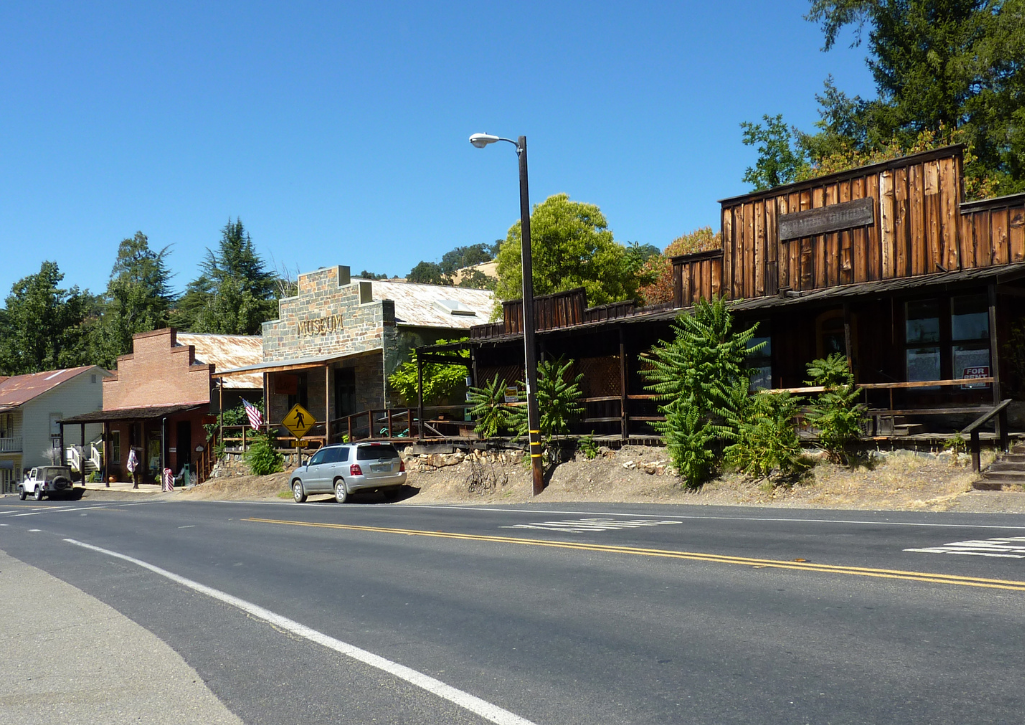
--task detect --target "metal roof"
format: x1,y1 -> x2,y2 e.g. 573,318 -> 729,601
371,280 -> 496,329
212,352 -> 356,378
0,366 -> 110,410
176,333 -> 263,389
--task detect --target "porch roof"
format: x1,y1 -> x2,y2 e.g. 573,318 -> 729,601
60,403 -> 207,424
465,261 -> 1025,346
212,352 -> 354,378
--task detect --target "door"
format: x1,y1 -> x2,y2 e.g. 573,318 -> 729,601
175,420 -> 192,478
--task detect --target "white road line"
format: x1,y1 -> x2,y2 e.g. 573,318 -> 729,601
63,538 -> 536,725
413,505 -> 1025,530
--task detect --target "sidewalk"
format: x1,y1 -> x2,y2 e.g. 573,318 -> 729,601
0,550 -> 241,725
79,480 -> 164,493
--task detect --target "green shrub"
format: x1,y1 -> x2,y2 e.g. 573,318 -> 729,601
244,432 -> 283,476
468,374 -> 510,438
725,391 -> 805,481
805,353 -> 865,464
579,432 -> 599,460
641,297 -> 764,487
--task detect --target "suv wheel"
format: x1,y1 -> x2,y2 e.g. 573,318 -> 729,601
334,479 -> 348,504
33,487 -> 44,501
292,480 -> 307,503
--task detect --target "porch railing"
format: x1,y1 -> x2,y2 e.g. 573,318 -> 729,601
962,399 -> 1012,472
0,436 -> 22,453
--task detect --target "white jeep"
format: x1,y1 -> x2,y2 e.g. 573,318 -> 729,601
18,466 -> 76,501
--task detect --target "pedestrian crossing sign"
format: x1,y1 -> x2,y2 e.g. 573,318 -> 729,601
282,404 -> 316,439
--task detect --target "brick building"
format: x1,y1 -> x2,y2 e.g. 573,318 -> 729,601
62,328 -> 215,483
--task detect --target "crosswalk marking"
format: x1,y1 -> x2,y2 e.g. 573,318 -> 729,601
501,518 -> 682,533
905,537 -> 1025,558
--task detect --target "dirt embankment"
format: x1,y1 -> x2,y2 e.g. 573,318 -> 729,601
175,446 -> 1025,514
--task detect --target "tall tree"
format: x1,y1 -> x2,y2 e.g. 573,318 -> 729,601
744,1 -> 1025,196
494,194 -> 635,306
91,232 -> 174,368
171,219 -> 277,334
0,261 -> 93,375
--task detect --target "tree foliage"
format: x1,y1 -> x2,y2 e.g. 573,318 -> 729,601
91,232 -> 174,368
387,339 -> 469,406
494,194 -> 637,306
743,1 -> 1025,197
171,219 -> 277,334
0,261 -> 93,375
641,298 -> 763,486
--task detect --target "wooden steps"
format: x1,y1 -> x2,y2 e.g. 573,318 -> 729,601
975,443 -> 1025,491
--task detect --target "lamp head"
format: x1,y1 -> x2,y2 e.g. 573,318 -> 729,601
469,133 -> 500,149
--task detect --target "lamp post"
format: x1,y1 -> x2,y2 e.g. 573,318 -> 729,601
469,133 -> 544,495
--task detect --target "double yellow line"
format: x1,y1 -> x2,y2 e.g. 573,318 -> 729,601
243,517 -> 1025,593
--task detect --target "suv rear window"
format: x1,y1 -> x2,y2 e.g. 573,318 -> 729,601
356,445 -> 399,461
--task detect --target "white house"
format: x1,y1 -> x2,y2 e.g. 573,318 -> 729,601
0,366 -> 110,493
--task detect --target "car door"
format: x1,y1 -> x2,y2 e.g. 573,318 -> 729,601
303,448 -> 329,492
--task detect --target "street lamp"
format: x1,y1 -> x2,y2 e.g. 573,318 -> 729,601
469,132 -> 544,496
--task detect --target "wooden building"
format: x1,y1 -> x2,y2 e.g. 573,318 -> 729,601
449,146 -> 1025,439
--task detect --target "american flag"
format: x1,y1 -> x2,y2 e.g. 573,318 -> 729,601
242,399 -> 263,430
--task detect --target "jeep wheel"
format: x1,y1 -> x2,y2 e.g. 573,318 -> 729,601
18,487 -> 25,500
33,487 -> 44,501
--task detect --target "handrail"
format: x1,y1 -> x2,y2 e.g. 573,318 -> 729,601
773,377 -> 994,395
961,399 -> 1012,472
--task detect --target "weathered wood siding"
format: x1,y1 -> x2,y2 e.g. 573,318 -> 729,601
720,146 -> 966,298
959,194 -> 1025,267
671,250 -> 723,308
500,288 -> 587,335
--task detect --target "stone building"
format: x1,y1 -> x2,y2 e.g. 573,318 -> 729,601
217,265 -> 493,445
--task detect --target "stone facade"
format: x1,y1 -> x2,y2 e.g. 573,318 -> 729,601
262,266 -> 395,363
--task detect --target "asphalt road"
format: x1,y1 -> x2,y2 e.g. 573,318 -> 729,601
2,495 -> 1024,724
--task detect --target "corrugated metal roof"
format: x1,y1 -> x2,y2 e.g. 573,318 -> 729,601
177,333 -> 263,389
0,366 -> 108,409
61,403 -> 207,423
371,280 -> 495,329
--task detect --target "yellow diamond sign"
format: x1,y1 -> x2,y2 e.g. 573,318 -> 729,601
282,404 -> 316,439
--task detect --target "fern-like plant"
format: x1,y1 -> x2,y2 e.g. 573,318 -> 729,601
507,356 -> 584,466
725,391 -> 805,481
805,353 -> 865,465
468,374 -> 510,439
641,297 -> 764,487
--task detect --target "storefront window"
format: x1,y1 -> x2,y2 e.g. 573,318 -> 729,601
951,294 -> 990,388
746,322 -> 772,390
906,299 -> 940,384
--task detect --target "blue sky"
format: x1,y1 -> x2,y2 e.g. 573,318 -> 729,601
0,1 -> 875,299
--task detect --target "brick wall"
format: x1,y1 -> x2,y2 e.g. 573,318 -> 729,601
103,329 -> 211,410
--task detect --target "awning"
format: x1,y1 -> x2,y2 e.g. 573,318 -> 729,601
213,352 -> 365,379
60,403 -> 207,424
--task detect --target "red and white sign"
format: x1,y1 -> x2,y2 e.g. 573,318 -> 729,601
961,365 -> 990,389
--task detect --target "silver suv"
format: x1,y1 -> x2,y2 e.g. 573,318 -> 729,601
290,442 -> 406,503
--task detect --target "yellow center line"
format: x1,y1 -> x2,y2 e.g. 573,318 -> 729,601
242,517 -> 1025,593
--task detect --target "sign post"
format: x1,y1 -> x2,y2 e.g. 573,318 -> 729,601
281,404 -> 317,465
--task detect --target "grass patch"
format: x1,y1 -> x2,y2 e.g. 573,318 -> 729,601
276,490 -> 293,499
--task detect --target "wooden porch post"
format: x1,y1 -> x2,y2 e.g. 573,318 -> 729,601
263,372 -> 270,437
325,364 -> 331,445
59,422 -> 64,469
843,302 -> 854,376
80,423 -> 86,484
619,326 -> 628,441
218,379 -> 224,444
102,421 -> 110,487
988,283 -> 1004,444
416,350 -> 424,442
